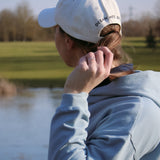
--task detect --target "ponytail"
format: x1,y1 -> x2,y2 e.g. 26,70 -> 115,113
59,25 -> 133,78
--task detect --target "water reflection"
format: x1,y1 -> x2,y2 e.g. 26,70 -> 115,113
0,88 -> 63,160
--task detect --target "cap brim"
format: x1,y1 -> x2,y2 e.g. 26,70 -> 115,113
38,8 -> 56,28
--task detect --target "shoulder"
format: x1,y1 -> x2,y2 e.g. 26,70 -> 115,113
86,96 -> 153,159
95,96 -> 160,134
89,96 -> 143,137
88,96 -> 160,159
89,95 -> 160,142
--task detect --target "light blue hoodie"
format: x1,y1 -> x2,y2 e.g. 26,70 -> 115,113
48,70 -> 160,160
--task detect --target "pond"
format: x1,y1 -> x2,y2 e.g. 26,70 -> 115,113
0,88 -> 63,160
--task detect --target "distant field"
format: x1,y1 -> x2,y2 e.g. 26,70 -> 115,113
0,37 -> 160,87
0,42 -> 72,87
122,37 -> 160,71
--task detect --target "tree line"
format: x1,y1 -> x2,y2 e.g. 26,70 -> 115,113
0,2 -> 159,42
0,3 -> 55,41
122,14 -> 160,37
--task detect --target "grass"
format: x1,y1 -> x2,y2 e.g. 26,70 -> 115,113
0,42 -> 73,87
0,38 -> 160,87
122,37 -> 160,71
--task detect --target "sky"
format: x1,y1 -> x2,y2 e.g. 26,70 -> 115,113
0,0 -> 158,20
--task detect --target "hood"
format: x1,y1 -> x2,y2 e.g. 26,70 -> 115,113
89,70 -> 160,107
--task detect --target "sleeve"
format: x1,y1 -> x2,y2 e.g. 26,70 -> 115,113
48,93 -> 137,160
48,92 -> 90,160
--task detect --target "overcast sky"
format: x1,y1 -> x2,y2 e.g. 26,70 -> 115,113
0,0 -> 158,20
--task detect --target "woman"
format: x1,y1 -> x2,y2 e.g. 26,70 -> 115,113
38,0 -> 160,159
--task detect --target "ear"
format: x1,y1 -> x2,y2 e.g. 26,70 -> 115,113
64,35 -> 74,50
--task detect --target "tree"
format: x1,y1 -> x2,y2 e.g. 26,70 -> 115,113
122,20 -> 143,37
154,0 -> 160,37
0,9 -> 16,41
15,2 -> 34,41
146,26 -> 156,48
155,19 -> 160,37
122,13 -> 156,37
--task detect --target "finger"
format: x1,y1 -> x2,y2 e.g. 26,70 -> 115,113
98,47 -> 113,69
95,50 -> 104,67
86,52 -> 96,67
79,56 -> 88,70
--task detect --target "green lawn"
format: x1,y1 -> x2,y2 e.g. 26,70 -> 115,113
122,37 -> 160,71
0,42 -> 73,87
0,38 -> 160,87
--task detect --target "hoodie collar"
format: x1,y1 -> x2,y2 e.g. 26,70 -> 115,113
89,70 -> 160,107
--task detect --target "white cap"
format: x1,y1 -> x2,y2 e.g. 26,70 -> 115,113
38,0 -> 121,43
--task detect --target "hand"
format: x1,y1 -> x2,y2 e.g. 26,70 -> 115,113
64,47 -> 113,94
